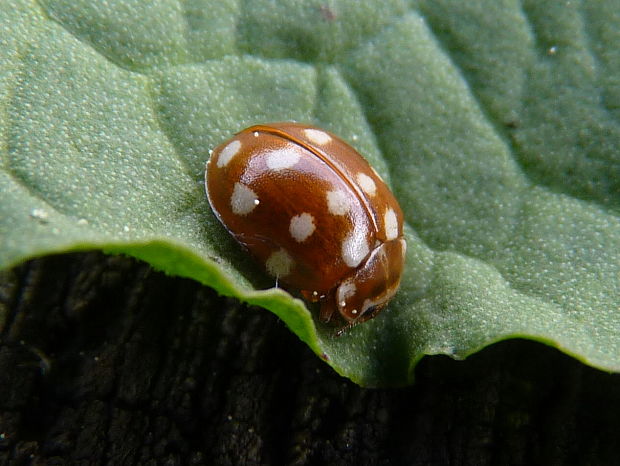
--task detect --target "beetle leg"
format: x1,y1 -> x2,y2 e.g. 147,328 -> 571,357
335,304 -> 385,336
319,292 -> 337,323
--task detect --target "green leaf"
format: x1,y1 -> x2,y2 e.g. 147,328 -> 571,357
1,0 -> 619,386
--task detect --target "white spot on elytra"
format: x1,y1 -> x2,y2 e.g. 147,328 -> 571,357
231,182 -> 259,215
384,208 -> 399,240
342,224 -> 369,267
356,172 -> 376,196
336,279 -> 356,309
265,148 -> 301,170
327,189 -> 350,215
289,213 -> 316,242
266,249 -> 294,278
217,140 -> 241,168
304,128 -> 332,145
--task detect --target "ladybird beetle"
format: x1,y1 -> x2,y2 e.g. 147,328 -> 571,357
205,123 -> 406,332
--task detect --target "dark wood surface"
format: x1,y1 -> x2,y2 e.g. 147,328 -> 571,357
0,252 -> 618,465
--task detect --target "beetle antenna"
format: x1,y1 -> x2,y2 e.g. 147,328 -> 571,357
335,320 -> 360,337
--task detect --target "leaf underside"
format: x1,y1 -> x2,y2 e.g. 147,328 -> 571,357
1,0 -> 618,386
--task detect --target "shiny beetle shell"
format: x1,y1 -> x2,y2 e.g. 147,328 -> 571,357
206,122 -> 406,330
